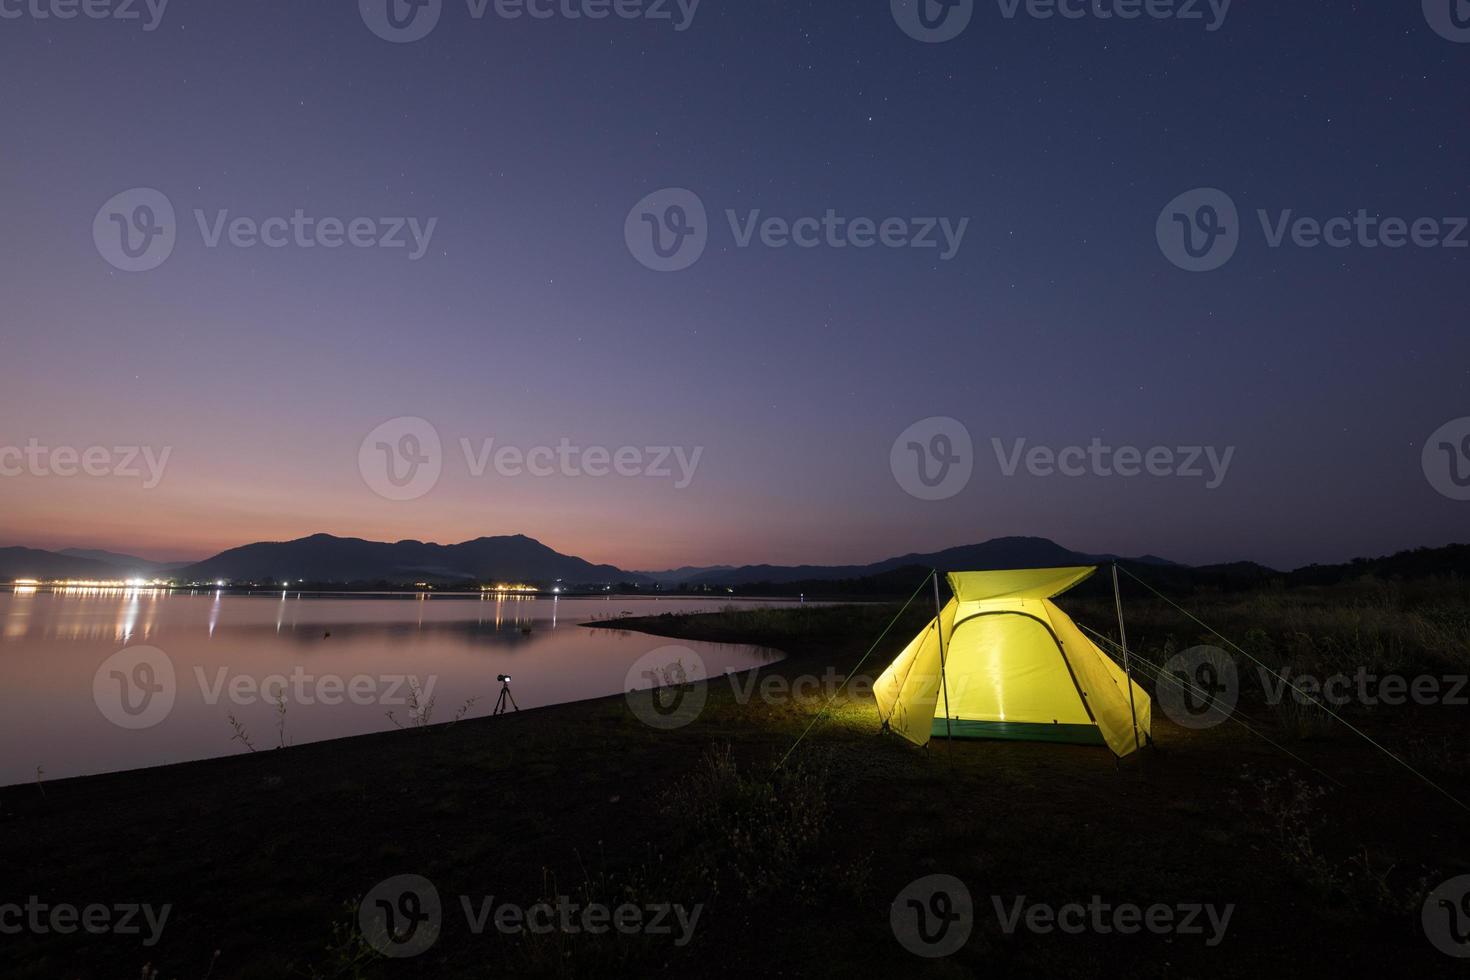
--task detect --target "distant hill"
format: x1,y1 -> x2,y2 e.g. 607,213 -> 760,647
4,534 -> 1467,593
58,549 -> 190,576
0,547 -> 116,581
175,533 -> 633,586
1285,544 -> 1470,587
636,565 -> 737,587
645,536 -> 1178,588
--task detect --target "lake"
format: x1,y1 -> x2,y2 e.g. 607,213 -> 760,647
0,588 -> 785,787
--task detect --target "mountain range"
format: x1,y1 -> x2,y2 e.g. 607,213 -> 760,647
0,547 -> 190,581
1,533 -> 1465,591
636,538 -> 1176,587
0,533 -> 1169,587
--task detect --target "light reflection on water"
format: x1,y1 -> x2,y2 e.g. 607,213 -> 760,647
0,590 -> 785,786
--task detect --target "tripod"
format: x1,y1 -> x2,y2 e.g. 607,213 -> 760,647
494,677 -> 519,715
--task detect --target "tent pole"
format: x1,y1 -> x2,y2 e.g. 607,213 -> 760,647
933,570 -> 953,757
1113,562 -> 1142,754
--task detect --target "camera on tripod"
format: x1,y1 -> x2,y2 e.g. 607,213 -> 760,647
494,673 -> 518,715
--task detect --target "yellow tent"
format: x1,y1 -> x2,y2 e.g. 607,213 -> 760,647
874,567 -> 1151,757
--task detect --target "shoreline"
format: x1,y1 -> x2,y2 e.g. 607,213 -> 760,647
5,602 -> 1467,978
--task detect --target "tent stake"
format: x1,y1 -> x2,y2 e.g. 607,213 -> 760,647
933,570 -> 953,764
1113,562 -> 1142,754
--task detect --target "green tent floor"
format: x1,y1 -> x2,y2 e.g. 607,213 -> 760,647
930,717 -> 1107,746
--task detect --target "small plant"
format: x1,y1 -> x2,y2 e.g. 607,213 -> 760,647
1233,767 -> 1436,916
1398,735 -> 1470,778
511,857 -> 679,977
1265,684 -> 1337,740
450,695 -> 482,725
659,743 -> 853,906
302,900 -> 382,980
386,678 -> 437,730
1247,770 -> 1331,877
227,713 -> 257,752
274,694 -> 290,748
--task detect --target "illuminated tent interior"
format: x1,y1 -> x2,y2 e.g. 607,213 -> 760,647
873,567 -> 1151,757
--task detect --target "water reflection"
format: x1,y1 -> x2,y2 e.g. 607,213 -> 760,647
0,589 -> 788,785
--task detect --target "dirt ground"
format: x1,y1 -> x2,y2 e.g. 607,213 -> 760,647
3,601 -> 1467,978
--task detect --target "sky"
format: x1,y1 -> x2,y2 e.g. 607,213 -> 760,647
1,0 -> 1467,571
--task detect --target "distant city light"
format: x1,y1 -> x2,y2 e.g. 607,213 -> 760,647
13,578 -> 172,588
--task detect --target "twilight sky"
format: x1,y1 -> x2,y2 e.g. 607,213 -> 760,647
1,0 -> 1467,571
